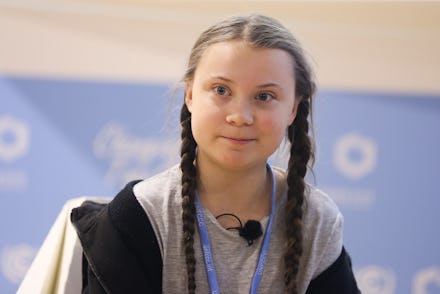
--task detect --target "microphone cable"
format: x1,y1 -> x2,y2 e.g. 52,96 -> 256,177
216,213 -> 263,246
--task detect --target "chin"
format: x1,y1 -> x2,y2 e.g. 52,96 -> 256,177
217,157 -> 265,171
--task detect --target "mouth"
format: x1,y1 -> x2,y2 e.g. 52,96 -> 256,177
221,136 -> 256,144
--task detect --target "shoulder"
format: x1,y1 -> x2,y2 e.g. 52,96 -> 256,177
132,165 -> 182,254
271,166 -> 343,279
133,164 -> 181,206
132,165 -> 182,226
271,165 -> 342,227
304,186 -> 343,231
70,179 -> 160,258
302,186 -> 344,278
70,180 -> 163,293
306,247 -> 360,294
70,180 -> 143,236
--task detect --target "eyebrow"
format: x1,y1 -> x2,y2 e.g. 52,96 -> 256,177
210,76 -> 283,90
211,76 -> 234,83
256,83 -> 283,90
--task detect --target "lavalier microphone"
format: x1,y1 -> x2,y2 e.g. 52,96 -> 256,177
216,213 -> 263,246
239,220 -> 263,245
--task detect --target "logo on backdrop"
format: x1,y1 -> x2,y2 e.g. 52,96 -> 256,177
0,244 -> 36,284
334,132 -> 378,180
356,265 -> 396,294
325,132 -> 378,210
413,266 -> 440,294
0,115 -> 30,191
93,121 -> 178,187
0,115 -> 29,162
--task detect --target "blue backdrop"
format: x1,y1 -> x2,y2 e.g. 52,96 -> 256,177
1,76 -> 439,293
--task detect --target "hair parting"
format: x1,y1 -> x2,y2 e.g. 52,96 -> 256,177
179,14 -> 315,294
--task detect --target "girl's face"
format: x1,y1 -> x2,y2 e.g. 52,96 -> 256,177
185,40 -> 299,172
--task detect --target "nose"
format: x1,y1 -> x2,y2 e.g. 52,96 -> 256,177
225,98 -> 254,126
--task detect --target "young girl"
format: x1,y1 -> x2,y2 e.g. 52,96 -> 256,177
71,14 -> 359,293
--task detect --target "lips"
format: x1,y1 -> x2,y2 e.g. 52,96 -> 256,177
221,136 -> 256,144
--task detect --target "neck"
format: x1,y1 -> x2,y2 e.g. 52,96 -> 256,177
196,161 -> 271,221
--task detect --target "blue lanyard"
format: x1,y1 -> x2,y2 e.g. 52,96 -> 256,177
195,164 -> 276,294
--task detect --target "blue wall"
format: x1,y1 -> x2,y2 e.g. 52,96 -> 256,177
1,76 -> 439,293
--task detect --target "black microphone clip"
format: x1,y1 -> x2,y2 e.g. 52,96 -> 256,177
239,220 -> 263,246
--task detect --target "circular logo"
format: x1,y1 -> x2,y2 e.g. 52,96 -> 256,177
0,115 -> 30,162
356,265 -> 396,294
334,132 -> 378,180
413,266 -> 440,294
0,244 -> 36,284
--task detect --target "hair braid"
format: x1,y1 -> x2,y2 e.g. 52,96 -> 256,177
180,104 -> 198,294
180,14 -> 316,293
284,99 -> 312,294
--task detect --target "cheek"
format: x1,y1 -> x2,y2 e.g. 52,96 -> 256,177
191,91 -> 223,121
189,99 -> 221,139
260,115 -> 288,140
191,100 -> 219,124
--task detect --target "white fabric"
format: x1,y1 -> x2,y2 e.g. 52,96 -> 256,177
17,197 -> 109,294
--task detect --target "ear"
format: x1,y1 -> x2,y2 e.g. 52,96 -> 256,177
184,82 -> 193,113
288,96 -> 302,125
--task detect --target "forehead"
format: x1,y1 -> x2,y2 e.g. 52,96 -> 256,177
194,40 -> 295,86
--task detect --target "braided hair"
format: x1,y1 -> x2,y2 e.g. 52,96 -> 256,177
180,14 -> 315,293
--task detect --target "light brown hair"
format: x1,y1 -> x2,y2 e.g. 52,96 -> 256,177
180,14 -> 316,294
